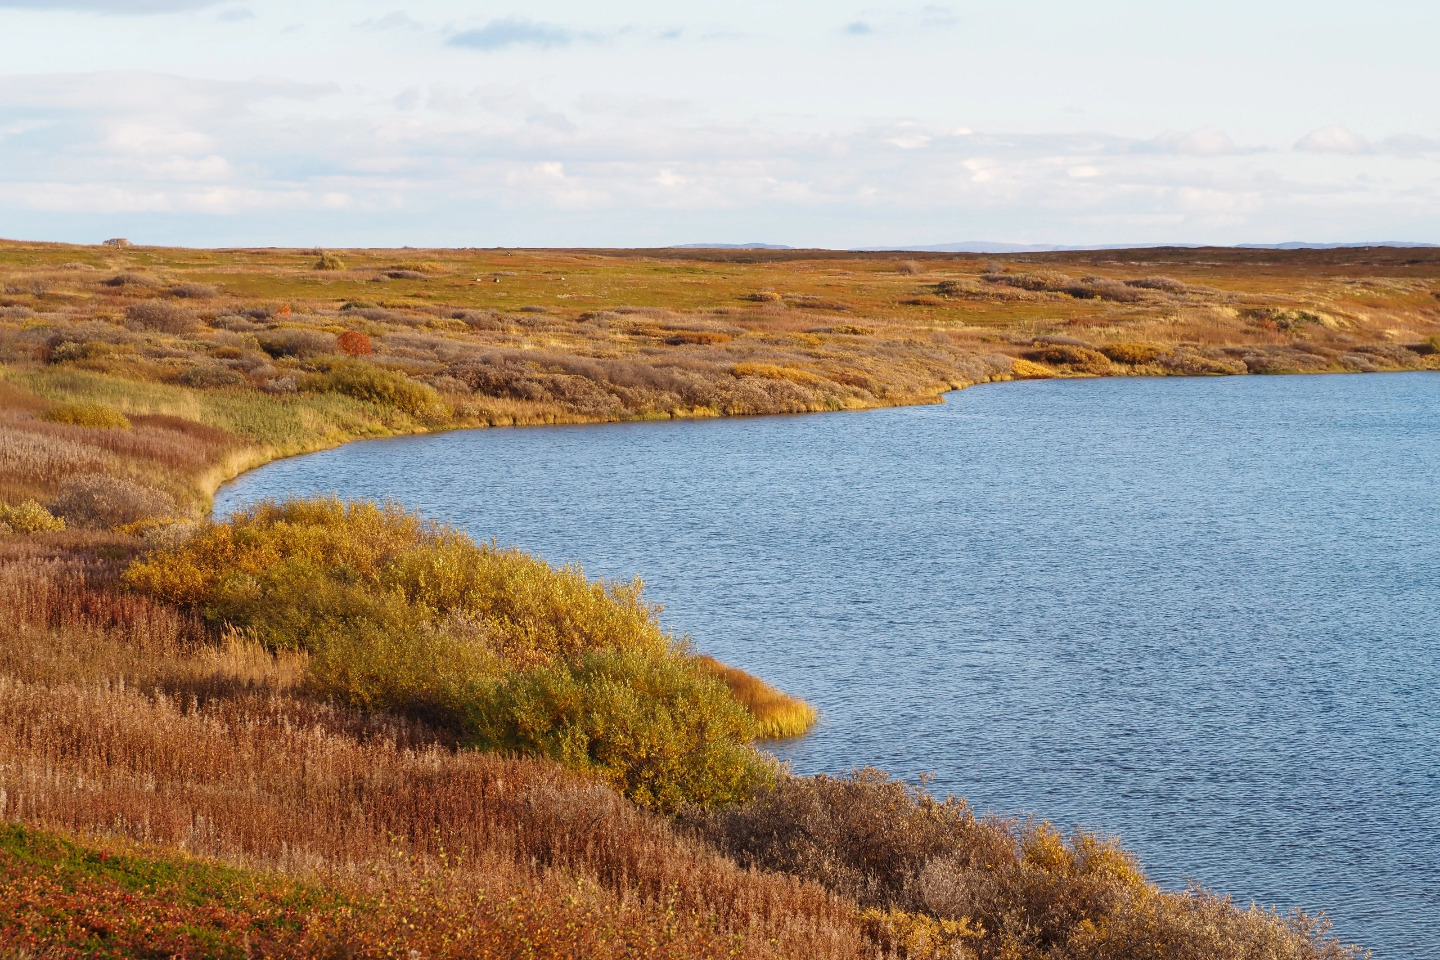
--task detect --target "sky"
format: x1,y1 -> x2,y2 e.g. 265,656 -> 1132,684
0,0 -> 1437,248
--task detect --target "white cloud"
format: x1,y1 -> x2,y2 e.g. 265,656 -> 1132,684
1295,126 -> 1371,154
1152,128 -> 1241,156
0,68 -> 1438,246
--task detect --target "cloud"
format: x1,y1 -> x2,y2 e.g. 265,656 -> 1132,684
1379,133 -> 1440,156
448,18 -> 576,51
1152,127 -> 1240,156
2,70 -> 1438,246
358,11 -> 422,31
1295,126 -> 1370,154
215,5 -> 252,20
843,21 -> 873,35
0,0 -> 221,11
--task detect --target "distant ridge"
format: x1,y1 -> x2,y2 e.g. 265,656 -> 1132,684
1234,241 -> 1438,250
669,240 -> 1437,253
669,242 -> 795,250
868,241 -> 1438,253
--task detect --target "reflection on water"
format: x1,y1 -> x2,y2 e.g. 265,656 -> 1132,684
217,372 -> 1440,959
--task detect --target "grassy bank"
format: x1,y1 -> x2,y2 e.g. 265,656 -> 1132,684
0,240 -> 1404,957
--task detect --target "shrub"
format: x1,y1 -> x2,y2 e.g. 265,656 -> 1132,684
178,365 -> 247,389
125,300 -> 196,333
696,655 -> 817,739
102,272 -> 157,288
51,473 -> 176,529
1124,275 -> 1189,294
0,498 -> 65,533
691,770 -> 1358,960
40,401 -> 131,429
1011,358 -> 1057,379
304,360 -> 445,419
43,336 -> 114,365
1033,344 -> 1112,374
1101,341 -> 1166,365
731,362 -> 825,385
664,330 -> 733,345
257,329 -> 336,359
168,283 -> 218,299
468,648 -> 768,811
123,497 -> 770,809
314,252 -> 346,271
337,330 -> 373,356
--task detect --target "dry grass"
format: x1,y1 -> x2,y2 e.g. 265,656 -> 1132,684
0,553 -> 1363,958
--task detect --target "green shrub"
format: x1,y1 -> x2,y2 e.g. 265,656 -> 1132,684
314,252 -> 346,271
124,497 -> 768,809
40,401 -> 131,429
468,648 -> 768,811
0,499 -> 65,534
303,360 -> 445,420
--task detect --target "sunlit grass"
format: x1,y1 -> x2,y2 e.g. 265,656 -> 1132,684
696,654 -> 818,739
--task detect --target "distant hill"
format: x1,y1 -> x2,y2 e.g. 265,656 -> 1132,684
670,240 -> 1436,254
869,240 -> 1437,253
1235,241 -> 1438,250
669,243 -> 795,250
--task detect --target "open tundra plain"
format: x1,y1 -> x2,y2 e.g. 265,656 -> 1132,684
1,239 -> 1434,958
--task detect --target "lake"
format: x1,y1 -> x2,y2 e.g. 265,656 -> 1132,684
215,371 -> 1440,959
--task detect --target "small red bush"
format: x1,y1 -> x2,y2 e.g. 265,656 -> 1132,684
337,331 -> 373,356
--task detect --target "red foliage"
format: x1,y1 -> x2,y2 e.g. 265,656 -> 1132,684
337,330 -> 373,356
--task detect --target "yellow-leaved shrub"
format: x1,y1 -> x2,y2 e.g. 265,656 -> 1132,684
124,496 -> 769,810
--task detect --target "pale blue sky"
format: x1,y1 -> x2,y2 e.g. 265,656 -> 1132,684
1,0 -> 1437,247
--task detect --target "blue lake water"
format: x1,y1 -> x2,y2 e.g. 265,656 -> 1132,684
215,372 -> 1440,959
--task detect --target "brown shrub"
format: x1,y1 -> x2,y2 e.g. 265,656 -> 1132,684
125,300 -> 196,333
257,328 -> 336,359
178,365 -> 247,389
102,272 -> 158,288
1125,275 -> 1189,294
664,330 -> 733,345
168,283 -> 219,299
50,473 -> 177,529
690,770 -> 1361,960
1032,344 -> 1112,373
1101,342 -> 1165,365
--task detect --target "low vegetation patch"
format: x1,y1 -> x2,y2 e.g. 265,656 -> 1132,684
39,401 -> 131,429
0,499 -> 63,534
124,497 -> 778,811
303,360 -> 446,420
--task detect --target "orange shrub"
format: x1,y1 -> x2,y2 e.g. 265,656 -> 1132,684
337,330 -> 373,356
